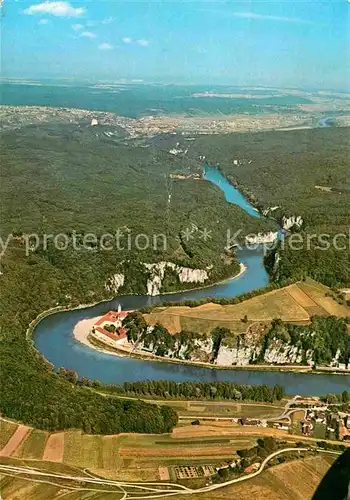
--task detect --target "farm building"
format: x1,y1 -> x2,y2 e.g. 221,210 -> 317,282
244,463 -> 260,473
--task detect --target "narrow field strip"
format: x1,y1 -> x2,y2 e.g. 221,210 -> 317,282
42,433 -> 65,462
0,426 -> 31,457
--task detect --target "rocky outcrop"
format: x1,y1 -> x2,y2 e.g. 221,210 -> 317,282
143,261 -> 209,296
169,142 -> 188,156
137,333 -> 212,361
282,215 -> 303,230
105,273 -> 125,293
216,344 -> 259,366
104,262 -> 210,297
263,341 -> 303,364
262,206 -> 280,216
177,266 -> 208,283
245,231 -> 279,245
215,339 -> 309,366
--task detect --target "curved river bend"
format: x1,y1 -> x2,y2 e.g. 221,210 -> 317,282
34,167 -> 349,396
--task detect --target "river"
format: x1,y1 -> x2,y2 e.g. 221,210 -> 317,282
33,167 -> 349,396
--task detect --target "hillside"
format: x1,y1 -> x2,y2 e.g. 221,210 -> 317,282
0,120 -> 274,301
144,280 -> 350,335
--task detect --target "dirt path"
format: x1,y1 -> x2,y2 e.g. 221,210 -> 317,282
0,425 -> 31,457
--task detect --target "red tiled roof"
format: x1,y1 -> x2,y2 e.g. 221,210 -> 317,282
95,310 -> 128,326
94,326 -> 127,341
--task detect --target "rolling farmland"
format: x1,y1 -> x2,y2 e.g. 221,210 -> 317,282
144,279 -> 350,335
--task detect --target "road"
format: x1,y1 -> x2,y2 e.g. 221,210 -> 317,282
0,447 -> 340,499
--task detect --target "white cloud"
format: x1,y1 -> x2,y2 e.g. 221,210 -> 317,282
137,39 -> 149,47
102,16 -> 116,25
38,18 -> 49,24
232,11 -> 316,25
24,1 -> 85,17
72,23 -> 83,31
80,31 -> 96,39
122,37 -> 132,44
98,43 -> 114,50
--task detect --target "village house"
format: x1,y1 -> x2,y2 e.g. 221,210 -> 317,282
244,463 -> 260,473
301,421 -> 313,436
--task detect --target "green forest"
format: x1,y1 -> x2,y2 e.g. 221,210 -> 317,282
184,127 -> 350,287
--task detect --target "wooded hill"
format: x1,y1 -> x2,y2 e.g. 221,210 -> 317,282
183,127 -> 350,287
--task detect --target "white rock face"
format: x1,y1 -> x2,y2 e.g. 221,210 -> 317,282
216,345 -> 259,366
105,273 -> 125,293
245,231 -> 279,245
282,215 -> 303,230
216,339 -> 308,366
264,341 -> 303,364
137,336 -> 213,361
132,327 -> 329,368
147,275 -> 163,296
143,261 -> 209,296
177,267 -> 208,283
262,206 -> 280,216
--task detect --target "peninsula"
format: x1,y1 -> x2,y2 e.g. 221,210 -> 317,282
73,279 -> 350,374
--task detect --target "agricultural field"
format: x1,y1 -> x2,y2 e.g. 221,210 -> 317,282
173,454 -> 336,500
0,457 -> 123,500
143,279 -> 349,336
0,419 -> 256,481
289,410 -> 306,436
0,421 -> 18,451
297,280 -> 350,317
0,453 -> 337,500
154,400 -> 284,419
0,398 -> 284,471
14,429 -> 48,460
0,425 -> 31,458
42,432 -> 65,462
1,419 -> 348,500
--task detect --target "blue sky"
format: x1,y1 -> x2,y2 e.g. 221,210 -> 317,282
2,1 -> 349,89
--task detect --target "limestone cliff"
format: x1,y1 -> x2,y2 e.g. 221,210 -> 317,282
282,215 -> 303,230
214,338 -> 311,366
104,273 -> 125,293
143,261 -> 209,296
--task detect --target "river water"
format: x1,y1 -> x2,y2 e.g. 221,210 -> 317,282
33,167 -> 349,395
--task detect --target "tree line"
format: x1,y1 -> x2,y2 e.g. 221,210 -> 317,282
99,380 -> 286,403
